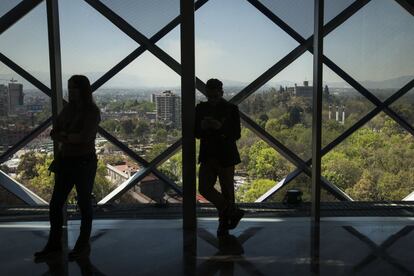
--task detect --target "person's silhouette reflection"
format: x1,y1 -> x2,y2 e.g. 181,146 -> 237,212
217,234 -> 245,256
37,255 -> 107,276
35,75 -> 101,260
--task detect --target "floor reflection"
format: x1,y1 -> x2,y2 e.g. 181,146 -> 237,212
3,219 -> 414,275
343,225 -> 414,275
34,229 -> 108,276
197,227 -> 264,276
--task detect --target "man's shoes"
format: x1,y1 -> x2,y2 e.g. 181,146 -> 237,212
228,208 -> 245,230
34,244 -> 62,260
68,242 -> 91,260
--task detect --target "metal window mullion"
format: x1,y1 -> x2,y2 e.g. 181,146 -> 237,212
311,0 -> 324,271
0,0 -> 43,35
181,0 -> 196,231
46,0 -> 63,132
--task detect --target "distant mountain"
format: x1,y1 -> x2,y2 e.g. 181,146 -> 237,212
360,75 -> 413,90
1,71 -> 412,91
269,75 -> 413,90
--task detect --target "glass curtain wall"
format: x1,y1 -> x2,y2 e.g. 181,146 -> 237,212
0,0 -> 413,215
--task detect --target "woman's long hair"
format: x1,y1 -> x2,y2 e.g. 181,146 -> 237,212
68,75 -> 96,109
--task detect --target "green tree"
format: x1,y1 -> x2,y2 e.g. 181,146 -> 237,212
120,119 -> 135,136
146,143 -> 168,161
236,179 -> 275,202
17,152 -> 45,180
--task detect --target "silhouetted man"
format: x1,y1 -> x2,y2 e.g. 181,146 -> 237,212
196,78 -> 244,236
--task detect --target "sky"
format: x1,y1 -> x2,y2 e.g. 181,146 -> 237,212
0,0 -> 413,90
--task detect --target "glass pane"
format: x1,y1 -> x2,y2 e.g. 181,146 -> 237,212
324,0 -> 414,101
258,0 -> 314,38
195,0 -> 299,85
0,0 -> 23,17
239,52 -> 313,160
96,51 -> 181,163
59,0 -> 138,87
322,112 -> 414,201
322,65 -> 376,148
0,1 -> 50,87
100,0 -> 180,38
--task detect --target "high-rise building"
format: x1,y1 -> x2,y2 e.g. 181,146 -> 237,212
154,91 -> 181,128
8,83 -> 23,115
0,84 -> 8,116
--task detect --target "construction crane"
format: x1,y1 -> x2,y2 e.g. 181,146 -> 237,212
0,78 -> 18,83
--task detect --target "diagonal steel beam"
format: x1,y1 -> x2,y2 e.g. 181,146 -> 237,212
0,117 -> 52,164
90,0 -> 209,92
98,138 -> 182,204
322,57 -> 414,137
84,0 -> 181,75
230,41 -> 312,105
0,170 -> 48,206
85,0 -> 207,93
395,0 -> 414,16
0,53 -> 51,96
0,0 -> 43,35
97,127 -> 182,203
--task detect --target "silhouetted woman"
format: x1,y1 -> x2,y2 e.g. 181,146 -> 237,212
35,75 -> 101,259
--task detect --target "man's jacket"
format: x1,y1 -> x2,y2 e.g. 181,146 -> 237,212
195,99 -> 241,167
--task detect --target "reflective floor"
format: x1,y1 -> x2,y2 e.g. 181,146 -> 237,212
1,217 -> 414,275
